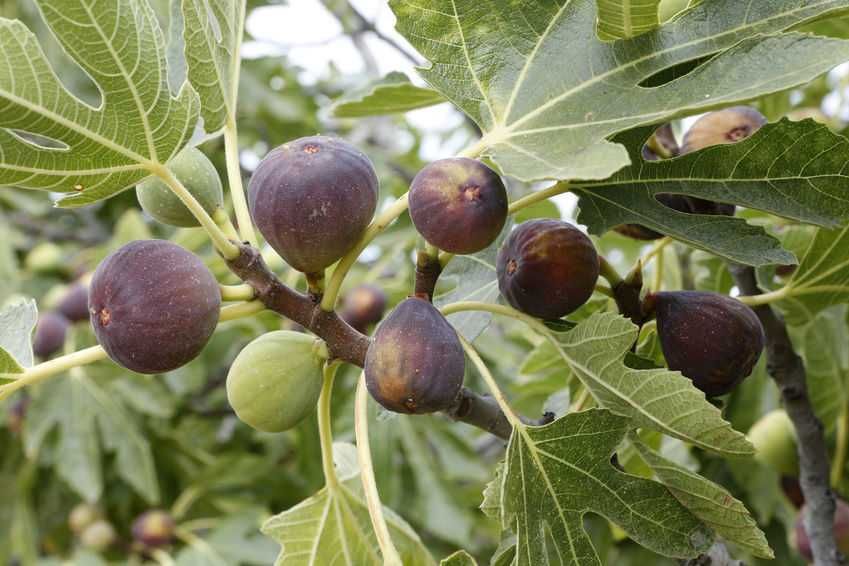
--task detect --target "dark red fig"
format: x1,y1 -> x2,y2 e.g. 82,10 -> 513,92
89,240 -> 221,374
365,297 -> 464,414
340,284 -> 387,332
496,220 -> 600,320
649,291 -> 764,396
33,312 -> 69,358
132,509 -> 175,548
248,136 -> 378,275
795,500 -> 849,562
409,158 -> 508,254
57,282 -> 90,322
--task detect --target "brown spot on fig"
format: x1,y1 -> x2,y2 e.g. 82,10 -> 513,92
497,219 -> 599,320
365,297 -> 464,414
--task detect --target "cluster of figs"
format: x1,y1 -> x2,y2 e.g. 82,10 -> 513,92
49,105 -> 769,436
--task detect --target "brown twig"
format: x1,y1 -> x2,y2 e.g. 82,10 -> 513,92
729,263 -> 844,566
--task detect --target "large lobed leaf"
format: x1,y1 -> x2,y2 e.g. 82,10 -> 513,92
0,0 -> 199,206
392,0 -> 849,183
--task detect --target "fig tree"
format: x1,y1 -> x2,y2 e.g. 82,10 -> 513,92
33,312 -> 69,358
248,136 -> 378,275
496,219 -> 599,319
795,499 -> 849,562
226,331 -> 325,433
748,409 -> 798,477
649,291 -> 764,396
365,297 -> 464,414
89,240 -> 221,374
408,158 -> 508,254
57,282 -> 90,322
136,147 -> 224,228
340,284 -> 387,332
132,509 -> 175,548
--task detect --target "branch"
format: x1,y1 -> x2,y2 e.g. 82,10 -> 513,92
729,264 -> 845,566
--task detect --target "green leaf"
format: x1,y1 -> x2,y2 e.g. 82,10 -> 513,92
632,439 -> 773,559
392,0 -> 849,182
547,312 -> 753,456
0,0 -> 199,206
181,0 -> 244,132
0,299 -> 37,375
175,510 -> 278,566
596,0 -> 660,40
441,550 -> 477,565
331,72 -> 447,118
574,120 -> 849,266
501,409 -> 713,564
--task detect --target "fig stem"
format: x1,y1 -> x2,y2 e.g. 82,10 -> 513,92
414,248 -> 442,300
223,120 -> 258,246
507,181 -> 570,215
736,286 -> 790,306
458,335 -> 523,430
0,346 -> 108,402
151,164 -> 240,260
219,300 -> 266,321
213,208 -> 239,242
219,284 -> 255,302
354,373 -> 404,566
595,284 -> 614,298
833,404 -> 849,488
321,193 -> 410,311
598,255 -> 623,287
318,362 -> 342,490
641,237 -> 672,267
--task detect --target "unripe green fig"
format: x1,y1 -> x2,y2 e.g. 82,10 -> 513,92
649,291 -> 764,396
132,509 -> 175,548
89,240 -> 221,374
795,500 -> 849,562
79,519 -> 116,551
33,312 -> 69,358
248,136 -> 378,275
340,284 -> 387,332
57,282 -> 90,322
496,219 -> 600,320
748,409 -> 798,477
136,147 -> 223,228
226,331 -> 325,432
408,158 -> 508,254
365,297 -> 464,414
68,503 -> 102,534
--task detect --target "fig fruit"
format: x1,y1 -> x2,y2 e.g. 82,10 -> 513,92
682,106 -> 767,154
248,136 -> 378,275
136,147 -> 223,228
650,291 -> 764,396
408,158 -> 508,254
79,519 -> 116,551
69,503 -> 102,534
89,240 -> 221,374
33,312 -> 69,358
57,282 -> 90,322
795,499 -> 849,562
365,296 -> 464,414
132,509 -> 175,548
340,284 -> 387,332
226,331 -> 324,432
496,219 -> 600,319
748,409 -> 798,477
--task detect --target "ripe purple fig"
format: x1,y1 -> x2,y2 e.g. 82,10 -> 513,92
33,312 -> 69,358
795,500 -> 849,562
649,291 -> 764,396
248,136 -> 378,276
496,220 -> 600,319
57,282 -> 90,322
408,158 -> 508,254
89,240 -> 221,374
365,296 -> 464,414
340,284 -> 387,332
132,509 -> 175,548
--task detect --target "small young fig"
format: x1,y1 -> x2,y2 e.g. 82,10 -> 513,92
748,409 -> 798,477
340,284 -> 387,332
408,158 -> 508,254
136,147 -> 224,228
33,312 -> 69,358
68,503 -> 102,534
795,499 -> 849,562
496,219 -> 600,319
365,297 -> 464,414
57,282 -> 90,322
89,240 -> 221,374
132,509 -> 175,548
79,519 -> 116,552
649,291 -> 764,396
248,136 -> 378,275
226,331 -> 325,433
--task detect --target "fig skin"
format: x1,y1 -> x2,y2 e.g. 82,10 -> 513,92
226,331 -> 324,432
795,499 -> 849,562
89,240 -> 221,374
33,312 -> 69,358
365,297 -> 464,414
651,291 -> 765,396
132,509 -> 175,548
496,219 -> 600,320
408,158 -> 508,254
340,284 -> 387,332
57,282 -> 90,322
748,409 -> 798,476
248,136 -> 379,275
136,147 -> 223,228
